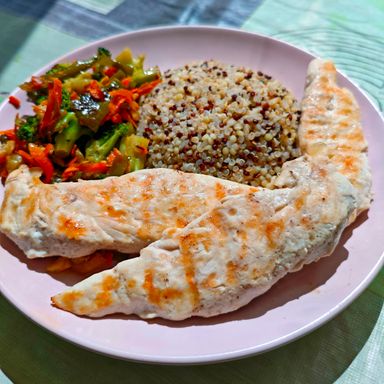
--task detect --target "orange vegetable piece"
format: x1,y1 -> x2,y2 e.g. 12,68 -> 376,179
8,96 -> 20,109
71,251 -> 114,274
40,78 -> 62,138
87,80 -> 105,101
46,257 -> 72,273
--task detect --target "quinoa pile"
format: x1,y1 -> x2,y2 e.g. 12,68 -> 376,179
137,60 -> 301,187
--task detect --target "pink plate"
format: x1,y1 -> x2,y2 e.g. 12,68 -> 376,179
0,26 -> 383,364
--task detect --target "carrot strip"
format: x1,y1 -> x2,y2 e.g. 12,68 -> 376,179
132,79 -> 162,96
40,78 -> 62,138
18,150 -> 35,165
71,251 -> 114,274
79,162 -> 109,174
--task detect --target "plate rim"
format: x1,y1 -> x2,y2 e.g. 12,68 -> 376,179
0,25 -> 383,365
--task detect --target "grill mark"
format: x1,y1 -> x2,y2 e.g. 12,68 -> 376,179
0,184 -> 15,224
53,291 -> 83,312
143,269 -> 159,304
95,291 -> 112,309
215,182 -> 226,200
201,272 -> 217,289
342,155 -> 358,174
136,175 -> 155,240
95,183 -> 118,202
99,189 -> 111,202
152,176 -> 172,232
238,230 -> 248,260
94,275 -> 120,310
226,261 -> 238,285
142,269 -> 182,306
179,234 -> 200,307
176,217 -> 188,228
106,206 -> 125,218
294,192 -> 306,210
178,176 -> 188,194
300,215 -> 312,229
22,191 -> 37,223
137,211 -> 152,240
207,210 -> 228,239
344,130 -> 365,144
57,215 -> 86,239
126,279 -> 136,289
265,219 -> 285,249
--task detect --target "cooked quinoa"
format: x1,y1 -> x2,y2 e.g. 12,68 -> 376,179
137,60 -> 301,187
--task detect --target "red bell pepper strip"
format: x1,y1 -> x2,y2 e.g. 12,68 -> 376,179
18,150 -> 34,165
0,155 -> 6,166
8,96 -> 20,109
70,91 -> 79,100
0,129 -> 16,140
104,66 -> 118,78
87,80 -> 105,101
121,77 -> 132,88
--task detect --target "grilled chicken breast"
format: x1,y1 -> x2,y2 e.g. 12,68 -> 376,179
299,59 -> 372,217
0,167 -> 251,258
52,156 -> 356,319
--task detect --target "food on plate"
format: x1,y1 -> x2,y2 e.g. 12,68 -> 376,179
51,59 -> 372,320
137,60 -> 301,187
0,47 -> 161,183
51,156 -> 357,319
0,52 -> 372,320
0,165 -> 251,258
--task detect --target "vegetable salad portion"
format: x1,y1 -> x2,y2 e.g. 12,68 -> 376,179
0,47 -> 161,183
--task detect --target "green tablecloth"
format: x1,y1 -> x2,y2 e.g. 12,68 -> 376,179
1,1 -> 383,382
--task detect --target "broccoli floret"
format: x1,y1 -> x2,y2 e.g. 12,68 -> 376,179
61,88 -> 71,111
97,47 -> 111,57
85,123 -> 132,162
36,94 -> 48,105
54,112 -> 91,158
16,115 -> 39,142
